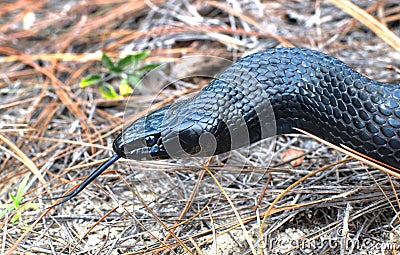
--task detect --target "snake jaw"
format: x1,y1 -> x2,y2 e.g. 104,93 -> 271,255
114,103 -> 230,160
146,133 -> 170,159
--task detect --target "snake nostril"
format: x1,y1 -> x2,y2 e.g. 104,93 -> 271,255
145,135 -> 157,147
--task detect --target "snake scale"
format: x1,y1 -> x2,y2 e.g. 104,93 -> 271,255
55,48 -> 400,205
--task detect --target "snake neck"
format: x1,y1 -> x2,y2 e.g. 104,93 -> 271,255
233,48 -> 400,167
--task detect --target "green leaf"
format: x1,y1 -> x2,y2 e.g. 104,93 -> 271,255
131,50 -> 151,69
0,203 -> 14,210
80,74 -> 101,88
117,51 -> 152,70
16,174 -> 30,203
0,204 -> 14,218
10,211 -> 21,224
119,79 -> 133,97
137,63 -> 160,72
101,53 -> 115,70
117,55 -> 135,69
21,203 -> 39,211
109,66 -> 123,73
132,50 -> 150,61
0,174 -> 38,224
99,83 -> 119,99
10,194 -> 17,207
127,74 -> 141,87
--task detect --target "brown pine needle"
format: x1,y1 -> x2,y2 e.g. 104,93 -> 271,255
258,158 -> 352,255
0,134 -> 46,184
202,163 -> 258,255
294,128 -> 400,178
327,0 -> 400,51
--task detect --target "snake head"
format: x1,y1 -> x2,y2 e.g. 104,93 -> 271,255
113,97 -> 235,160
113,106 -> 171,160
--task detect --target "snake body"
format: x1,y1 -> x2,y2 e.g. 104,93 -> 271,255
57,48 -> 400,205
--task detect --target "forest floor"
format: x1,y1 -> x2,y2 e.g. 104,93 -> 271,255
1,0 -> 400,254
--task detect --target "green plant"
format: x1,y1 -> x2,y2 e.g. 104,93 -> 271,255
0,174 -> 39,224
80,50 -> 160,99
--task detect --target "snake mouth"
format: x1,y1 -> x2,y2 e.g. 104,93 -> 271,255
113,131 -> 171,160
113,105 -> 174,161
146,133 -> 171,159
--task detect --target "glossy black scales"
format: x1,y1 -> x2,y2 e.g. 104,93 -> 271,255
115,48 -> 400,168
238,48 -> 400,166
56,48 -> 400,206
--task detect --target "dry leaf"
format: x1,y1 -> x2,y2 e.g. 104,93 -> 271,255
280,148 -> 305,167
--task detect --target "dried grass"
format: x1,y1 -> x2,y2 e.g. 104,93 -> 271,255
0,0 -> 400,254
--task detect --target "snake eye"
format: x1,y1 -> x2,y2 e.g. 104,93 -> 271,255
145,135 -> 157,147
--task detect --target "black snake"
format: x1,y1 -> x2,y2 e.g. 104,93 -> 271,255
55,48 -> 400,205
